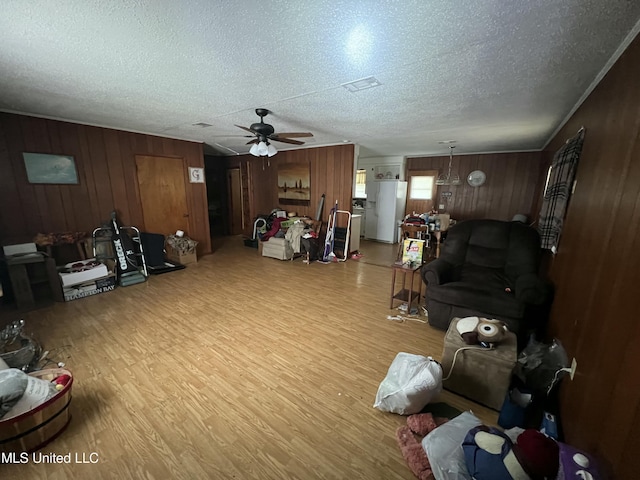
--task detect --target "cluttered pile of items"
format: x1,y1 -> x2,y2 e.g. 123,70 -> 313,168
0,320 -> 72,453
403,210 -> 454,233
1,210 -> 198,310
248,208 -> 325,262
373,319 -> 604,479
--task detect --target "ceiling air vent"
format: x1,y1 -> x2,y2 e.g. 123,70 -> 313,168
341,76 -> 382,92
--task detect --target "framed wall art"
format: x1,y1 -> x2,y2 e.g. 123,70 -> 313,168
23,152 -> 79,184
278,161 -> 310,205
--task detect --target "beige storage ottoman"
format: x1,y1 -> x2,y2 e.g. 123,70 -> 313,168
441,317 -> 517,410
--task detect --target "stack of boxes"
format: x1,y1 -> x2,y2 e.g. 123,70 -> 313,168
58,259 -> 116,302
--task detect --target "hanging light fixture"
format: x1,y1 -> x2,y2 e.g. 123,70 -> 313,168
257,141 -> 268,156
267,143 -> 278,157
249,137 -> 278,158
436,145 -> 461,186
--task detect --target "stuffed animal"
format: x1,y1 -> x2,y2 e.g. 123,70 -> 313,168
556,442 -> 602,479
463,426 -> 561,480
462,425 -> 532,479
396,413 -> 561,480
395,413 -> 447,480
456,316 -> 508,346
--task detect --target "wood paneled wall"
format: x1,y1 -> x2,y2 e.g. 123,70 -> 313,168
406,152 -> 544,221
0,113 -> 211,255
543,34 -> 640,478
225,144 -> 355,236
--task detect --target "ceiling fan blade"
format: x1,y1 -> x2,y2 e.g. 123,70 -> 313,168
273,132 -> 314,138
270,136 -> 305,145
235,124 -> 255,134
246,139 -> 259,145
211,134 -> 253,138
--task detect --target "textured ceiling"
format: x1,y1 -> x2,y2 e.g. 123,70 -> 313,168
1,1 -> 639,157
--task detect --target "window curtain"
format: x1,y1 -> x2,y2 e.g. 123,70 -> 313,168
538,128 -> 585,252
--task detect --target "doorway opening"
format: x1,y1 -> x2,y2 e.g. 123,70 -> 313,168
204,155 -> 230,246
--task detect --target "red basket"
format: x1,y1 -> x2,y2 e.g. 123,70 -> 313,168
0,368 -> 73,453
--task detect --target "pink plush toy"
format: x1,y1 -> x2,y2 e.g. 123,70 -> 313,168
395,413 -> 448,480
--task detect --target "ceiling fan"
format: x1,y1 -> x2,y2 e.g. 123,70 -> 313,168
235,108 -> 313,156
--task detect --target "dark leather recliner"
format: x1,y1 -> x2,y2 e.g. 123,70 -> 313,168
421,219 -> 550,335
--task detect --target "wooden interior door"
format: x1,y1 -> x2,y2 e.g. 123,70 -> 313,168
227,168 -> 243,235
136,155 -> 190,236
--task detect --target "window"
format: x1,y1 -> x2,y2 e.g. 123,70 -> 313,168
409,175 -> 435,200
354,169 -> 367,198
406,169 -> 438,216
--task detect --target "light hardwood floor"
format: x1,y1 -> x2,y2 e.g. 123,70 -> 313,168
2,237 -> 496,480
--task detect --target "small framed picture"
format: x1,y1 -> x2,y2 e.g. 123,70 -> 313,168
23,152 -> 79,184
189,167 -> 205,183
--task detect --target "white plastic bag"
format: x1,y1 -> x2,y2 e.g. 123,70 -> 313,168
423,411 -> 482,480
373,352 -> 442,414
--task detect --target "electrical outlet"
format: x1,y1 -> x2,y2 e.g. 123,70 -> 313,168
570,357 -> 577,380
439,204 -> 445,209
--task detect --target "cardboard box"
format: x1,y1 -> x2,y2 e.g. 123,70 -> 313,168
58,259 -> 110,287
63,274 -> 116,302
165,245 -> 197,265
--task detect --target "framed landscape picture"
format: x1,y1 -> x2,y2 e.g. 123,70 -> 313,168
278,161 -> 310,205
23,152 -> 79,184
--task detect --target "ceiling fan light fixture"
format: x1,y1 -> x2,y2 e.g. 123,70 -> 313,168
237,109 -> 312,153
257,141 -> 269,156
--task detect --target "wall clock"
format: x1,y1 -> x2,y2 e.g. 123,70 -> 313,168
467,170 -> 486,187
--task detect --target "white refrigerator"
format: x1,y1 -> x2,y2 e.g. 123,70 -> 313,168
364,180 -> 407,243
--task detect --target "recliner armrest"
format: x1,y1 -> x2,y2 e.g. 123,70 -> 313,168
421,259 -> 455,286
515,274 -> 550,305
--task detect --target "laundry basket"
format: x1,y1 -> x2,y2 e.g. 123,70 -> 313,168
0,368 -> 73,453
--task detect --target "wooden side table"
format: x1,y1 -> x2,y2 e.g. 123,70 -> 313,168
4,253 -> 63,310
389,262 -> 423,309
